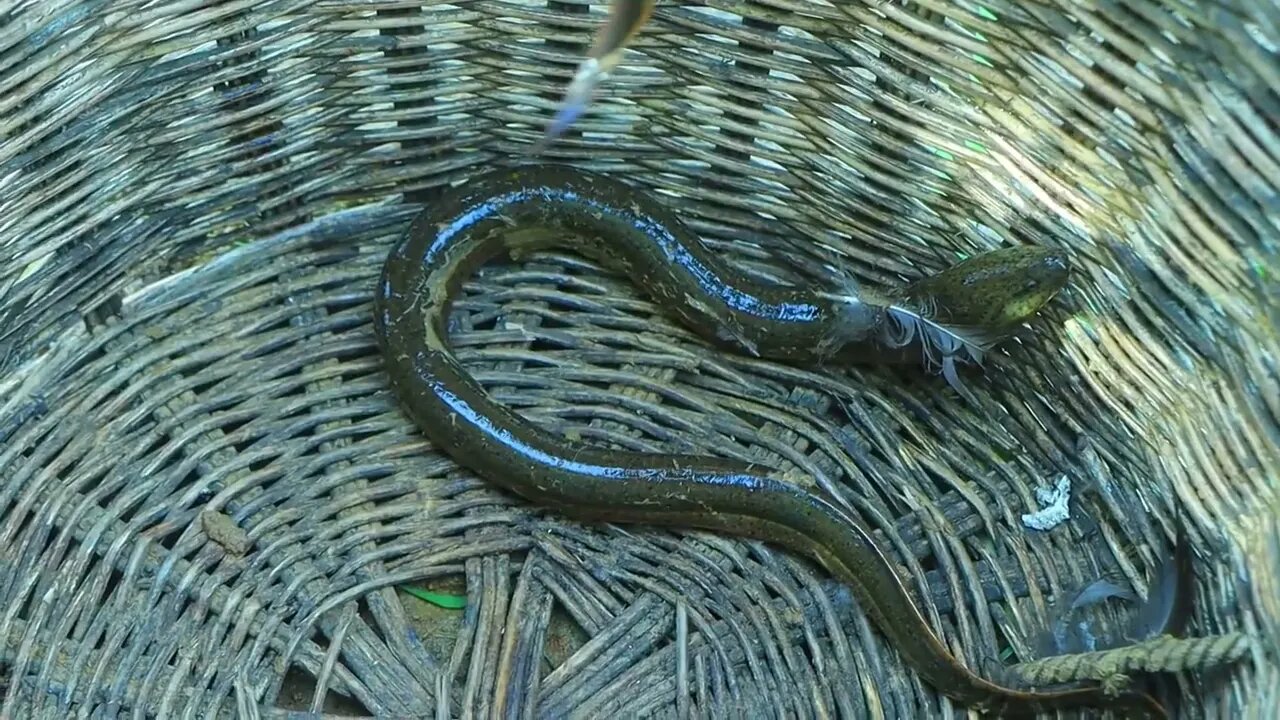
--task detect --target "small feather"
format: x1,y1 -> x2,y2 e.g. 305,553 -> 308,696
1128,522 -> 1195,641
531,58 -> 605,155
1071,579 -> 1138,611
1034,578 -> 1138,656
880,303 -> 1002,389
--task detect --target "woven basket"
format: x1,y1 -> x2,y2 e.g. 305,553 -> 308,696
2,1 -> 1276,718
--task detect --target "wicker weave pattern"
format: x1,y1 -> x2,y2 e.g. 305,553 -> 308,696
2,1 -> 1277,718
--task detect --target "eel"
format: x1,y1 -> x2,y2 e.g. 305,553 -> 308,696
373,164 -> 1165,717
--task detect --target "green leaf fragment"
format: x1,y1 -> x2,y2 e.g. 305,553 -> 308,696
402,586 -> 467,609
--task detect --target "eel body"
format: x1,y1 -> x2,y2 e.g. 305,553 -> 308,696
373,164 -> 1165,717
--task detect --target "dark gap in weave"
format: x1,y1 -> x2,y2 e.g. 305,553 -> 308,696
100,568 -> 128,621
457,292 -> 508,337
78,448 -> 149,526
1077,49 -> 1154,126
149,517 -> 188,552
213,12 -> 303,237
224,417 -> 268,468
521,333 -> 580,357
1065,72 -> 1139,135
355,596 -> 379,640
890,4 -> 940,90
275,664 -> 373,715
379,4 -> 442,207
83,293 -> 124,329
184,370 -> 239,408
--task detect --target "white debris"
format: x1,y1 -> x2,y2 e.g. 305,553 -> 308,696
1021,474 -> 1072,531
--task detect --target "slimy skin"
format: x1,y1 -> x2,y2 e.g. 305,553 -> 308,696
373,165 -> 1165,717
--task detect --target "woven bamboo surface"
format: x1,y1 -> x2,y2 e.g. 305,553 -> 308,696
2,1 -> 1277,718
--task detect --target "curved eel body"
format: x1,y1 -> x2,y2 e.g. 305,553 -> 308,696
373,164 -> 1165,717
